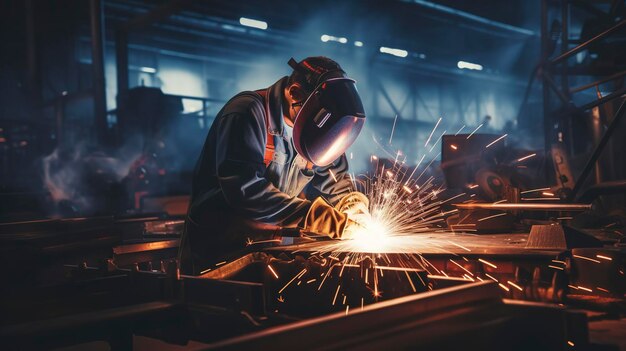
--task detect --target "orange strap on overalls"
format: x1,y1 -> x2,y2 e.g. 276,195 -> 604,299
256,89 -> 313,170
254,89 -> 275,167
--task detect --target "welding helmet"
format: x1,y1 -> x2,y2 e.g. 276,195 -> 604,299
288,58 -> 366,167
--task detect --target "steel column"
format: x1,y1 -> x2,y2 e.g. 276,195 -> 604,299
90,0 -> 108,144
570,99 -> 626,200
541,0 -> 553,166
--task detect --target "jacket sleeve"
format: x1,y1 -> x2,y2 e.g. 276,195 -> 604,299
215,104 -> 310,228
306,154 -> 356,206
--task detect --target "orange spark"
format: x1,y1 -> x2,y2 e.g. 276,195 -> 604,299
332,285 -> 341,305
280,268 -> 307,294
267,264 -> 279,279
449,259 -> 474,276
507,281 -> 523,291
520,187 -> 550,194
328,169 -> 338,182
516,153 -> 537,162
477,212 -> 507,222
485,273 -> 498,282
405,271 -> 416,292
478,258 -> 497,269
573,254 -> 601,263
466,123 -> 483,139
485,134 -> 508,148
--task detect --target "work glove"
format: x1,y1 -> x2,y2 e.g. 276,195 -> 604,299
302,197 -> 348,239
335,192 -> 371,240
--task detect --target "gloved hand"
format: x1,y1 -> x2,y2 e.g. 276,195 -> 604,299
302,197 -> 348,239
335,192 -> 371,240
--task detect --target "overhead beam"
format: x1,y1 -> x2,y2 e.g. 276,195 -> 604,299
401,0 -> 536,37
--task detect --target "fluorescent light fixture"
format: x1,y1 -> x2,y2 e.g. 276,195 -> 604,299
139,66 -> 157,74
379,46 -> 408,58
239,17 -> 268,30
457,60 -> 483,71
321,34 -> 348,44
354,41 -> 364,47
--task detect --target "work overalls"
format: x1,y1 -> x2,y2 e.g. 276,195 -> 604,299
179,77 -> 353,274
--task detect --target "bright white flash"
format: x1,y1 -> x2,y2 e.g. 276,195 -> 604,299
348,215 -> 391,252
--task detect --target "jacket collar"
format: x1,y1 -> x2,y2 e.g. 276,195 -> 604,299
264,76 -> 288,137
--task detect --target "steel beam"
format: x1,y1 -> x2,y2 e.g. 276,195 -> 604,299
550,19 -> 626,65
401,0 -> 536,37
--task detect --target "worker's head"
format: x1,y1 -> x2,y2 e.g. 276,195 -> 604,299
284,57 -> 366,167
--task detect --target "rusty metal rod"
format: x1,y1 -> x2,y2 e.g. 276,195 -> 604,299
453,203 -> 592,211
570,70 -> 626,94
550,19 -> 626,65
576,86 -> 626,112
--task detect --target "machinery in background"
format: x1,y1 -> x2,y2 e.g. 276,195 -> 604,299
115,87 -> 187,211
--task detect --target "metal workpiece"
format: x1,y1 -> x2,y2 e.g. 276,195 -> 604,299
209,281 -> 590,351
453,203 -> 593,211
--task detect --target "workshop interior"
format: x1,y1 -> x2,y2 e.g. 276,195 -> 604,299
1,0 -> 626,350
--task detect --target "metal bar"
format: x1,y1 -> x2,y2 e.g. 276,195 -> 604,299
543,71 -> 571,105
112,239 -> 180,255
541,0 -> 553,165
576,86 -> 626,112
560,0 -> 570,99
570,99 -> 626,200
550,19 -> 626,65
570,70 -> 626,93
209,281 -> 501,350
90,0 -> 108,145
402,0 -> 535,36
579,180 -> 626,202
453,203 -> 592,211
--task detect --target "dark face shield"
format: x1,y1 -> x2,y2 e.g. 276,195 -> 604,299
293,78 -> 366,167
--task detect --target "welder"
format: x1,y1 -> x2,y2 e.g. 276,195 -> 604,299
179,57 -> 369,274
